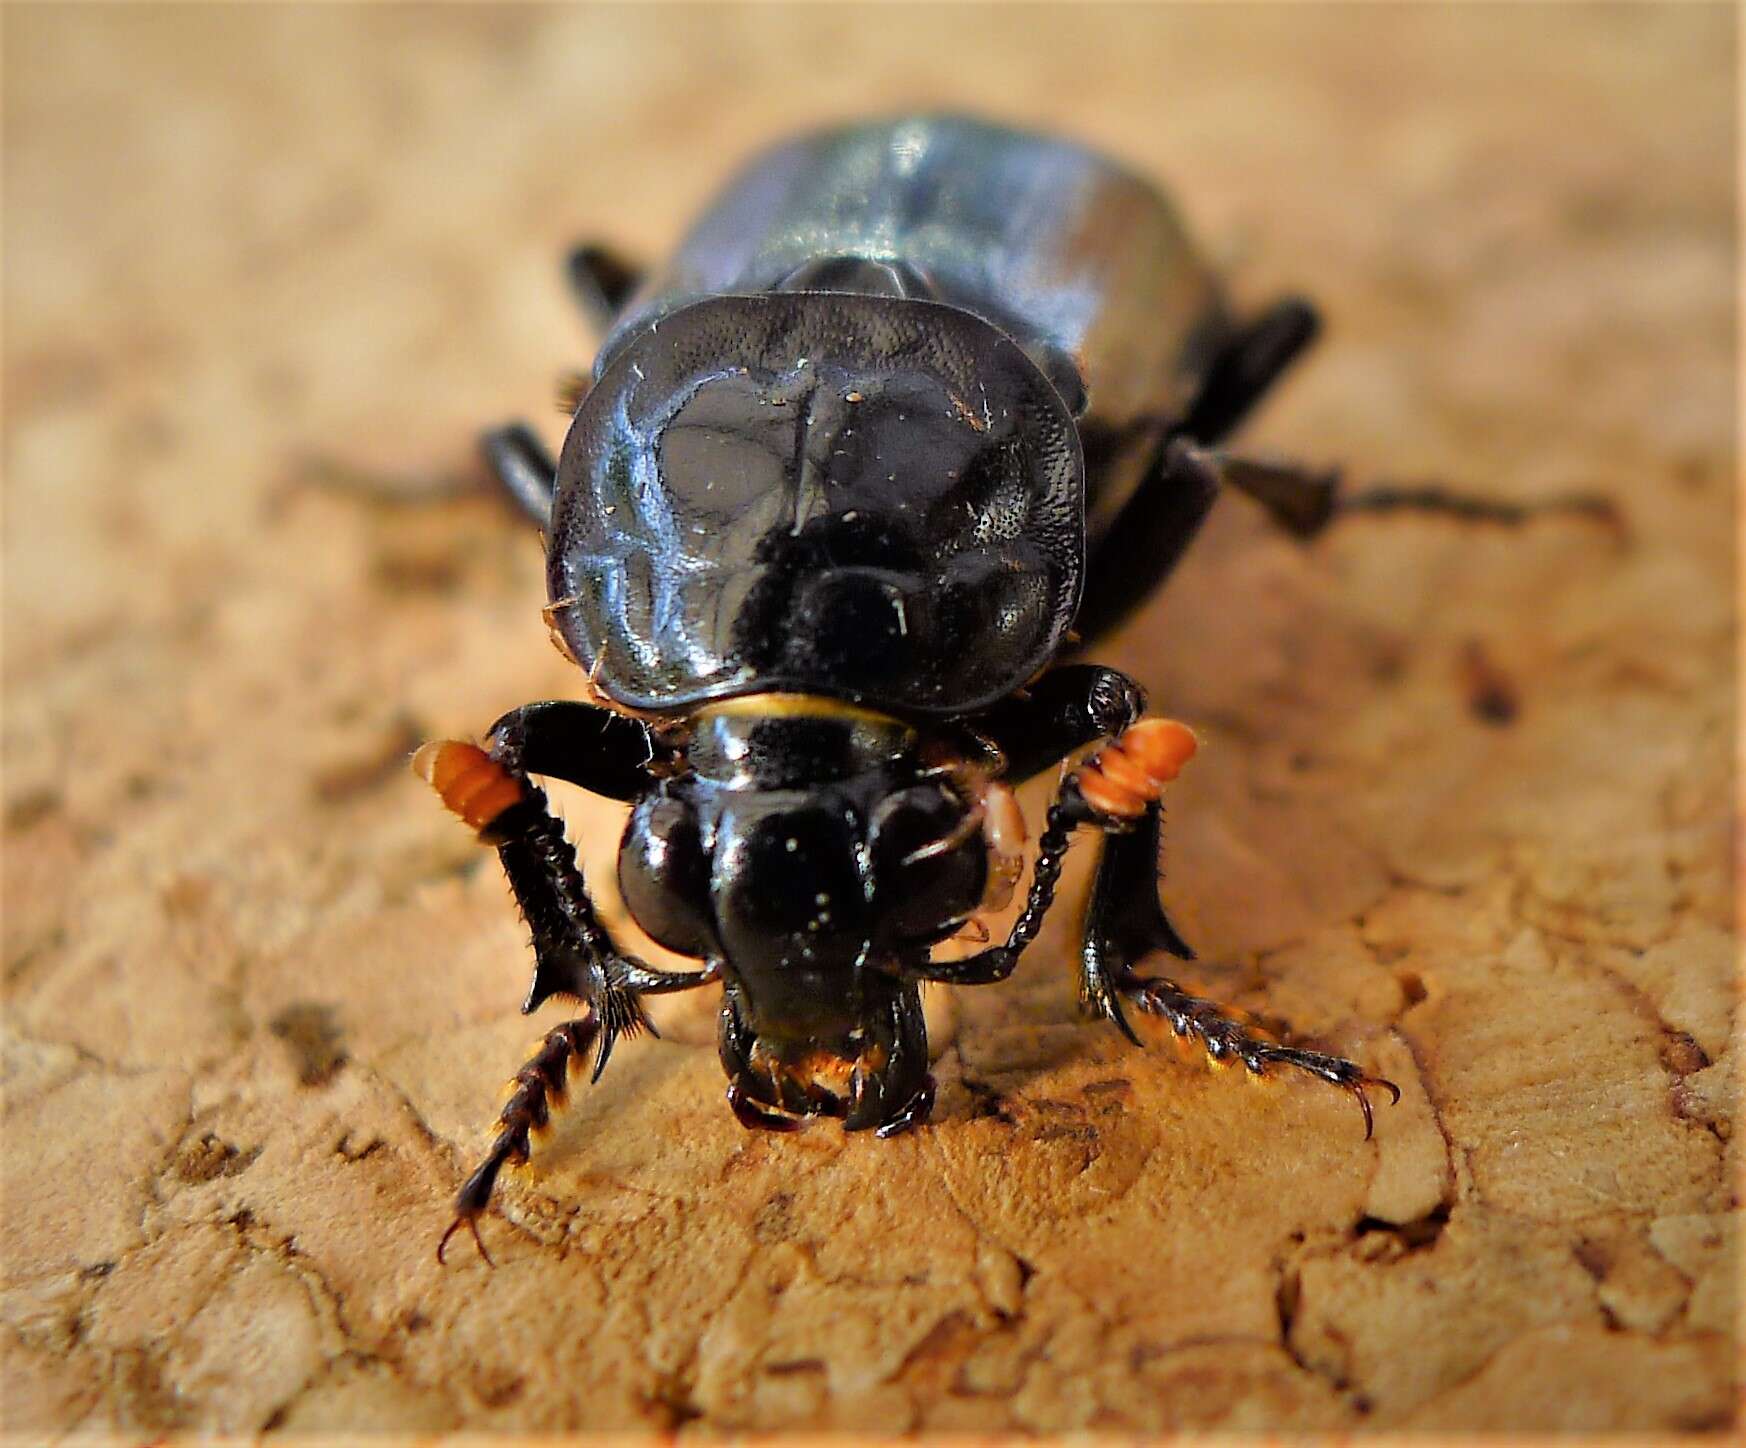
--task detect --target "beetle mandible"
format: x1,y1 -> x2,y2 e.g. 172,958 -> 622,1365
417,116 -> 1442,1263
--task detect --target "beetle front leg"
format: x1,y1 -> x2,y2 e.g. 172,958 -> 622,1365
485,699 -> 664,803
490,790 -> 659,1041
1077,803 -> 1195,1041
416,724 -> 720,1262
438,1015 -> 599,1265
1114,973 -> 1400,1138
461,700 -> 715,1005
966,663 -> 1146,782
413,724 -> 707,1051
1072,785 -> 1400,1139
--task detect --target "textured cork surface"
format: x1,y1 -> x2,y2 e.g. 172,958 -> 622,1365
2,4 -> 1737,1436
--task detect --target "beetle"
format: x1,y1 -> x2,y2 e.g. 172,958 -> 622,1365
417,115 -> 1600,1264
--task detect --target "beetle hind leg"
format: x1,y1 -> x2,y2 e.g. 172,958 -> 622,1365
1180,295 -> 1322,445
1212,452 -> 1622,540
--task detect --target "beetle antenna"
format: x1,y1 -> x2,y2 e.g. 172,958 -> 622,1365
902,803 -> 985,866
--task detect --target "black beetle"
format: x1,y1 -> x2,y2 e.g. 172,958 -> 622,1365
417,114 -> 1588,1263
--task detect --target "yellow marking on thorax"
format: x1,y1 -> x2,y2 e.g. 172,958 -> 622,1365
695,693 -> 914,731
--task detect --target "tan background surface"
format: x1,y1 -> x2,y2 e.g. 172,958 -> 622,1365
3,3 -> 1737,1435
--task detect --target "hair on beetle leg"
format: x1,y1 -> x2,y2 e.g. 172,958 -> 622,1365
555,370 -> 592,414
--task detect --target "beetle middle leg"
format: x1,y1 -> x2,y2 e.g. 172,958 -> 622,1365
479,423 -> 558,528
475,242 -> 645,527
565,242 -> 644,332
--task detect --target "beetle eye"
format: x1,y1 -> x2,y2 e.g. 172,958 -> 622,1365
868,785 -> 986,946
618,790 -> 717,958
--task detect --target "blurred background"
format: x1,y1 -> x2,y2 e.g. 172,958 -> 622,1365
4,4 -> 1735,1436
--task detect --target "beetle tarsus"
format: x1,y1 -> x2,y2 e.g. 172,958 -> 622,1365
1117,973 -> 1398,1137
437,1210 -> 493,1269
1335,480 -> 1622,532
438,1016 -> 600,1267
1214,453 -> 1621,539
